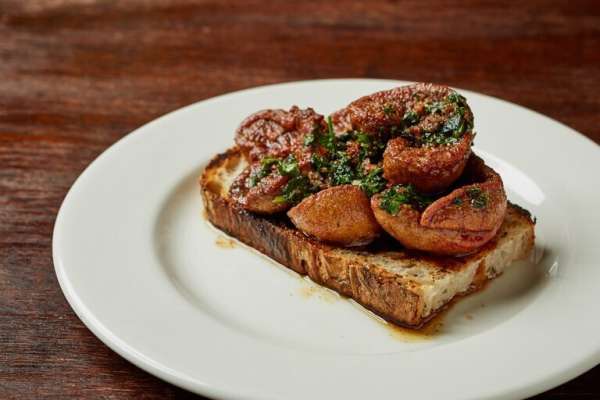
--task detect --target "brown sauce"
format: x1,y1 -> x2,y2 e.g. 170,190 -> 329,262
383,309 -> 446,342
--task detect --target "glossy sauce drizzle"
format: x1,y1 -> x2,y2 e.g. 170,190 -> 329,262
384,311 -> 446,342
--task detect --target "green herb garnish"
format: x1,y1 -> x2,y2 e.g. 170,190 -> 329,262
248,157 -> 279,187
261,156 -> 279,167
357,167 -> 386,197
273,175 -> 313,205
329,153 -> 355,185
379,184 -> 432,214
425,101 -> 444,114
355,131 -> 370,147
441,113 -> 464,136
402,110 -> 419,126
383,103 -> 396,116
310,153 -> 329,172
447,92 -> 467,105
466,187 -> 488,209
353,130 -> 386,162
277,154 -> 300,177
421,131 -> 459,146
303,133 -> 315,146
247,175 -> 261,188
318,116 -> 337,152
248,155 -> 301,188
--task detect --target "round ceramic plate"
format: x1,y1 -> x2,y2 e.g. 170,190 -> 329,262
53,79 -> 600,400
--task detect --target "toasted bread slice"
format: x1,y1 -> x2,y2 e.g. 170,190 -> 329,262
200,148 -> 535,328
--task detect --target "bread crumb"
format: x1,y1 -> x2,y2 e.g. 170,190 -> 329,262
215,235 -> 236,249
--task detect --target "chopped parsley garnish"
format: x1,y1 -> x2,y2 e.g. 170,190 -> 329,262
355,131 -> 370,147
421,131 -> 460,146
310,153 -> 329,172
305,118 -> 336,152
447,92 -> 467,105
273,175 -> 313,205
440,113 -> 465,137
414,92 -> 473,146
379,184 -> 432,214
261,156 -> 279,167
467,187 -> 488,209
248,154 -> 302,189
357,167 -> 386,197
277,154 -> 300,177
303,132 -> 315,146
452,197 -> 463,206
355,131 -> 371,161
402,110 -> 419,126
330,153 -> 355,185
248,156 -> 279,187
307,129 -> 389,195
318,116 -> 336,152
354,130 -> 385,162
250,155 -> 315,205
267,117 -> 392,201
247,175 -> 260,188
383,103 -> 396,116
425,101 -> 444,114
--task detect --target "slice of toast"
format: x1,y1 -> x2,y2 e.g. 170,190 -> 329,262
200,148 -> 535,328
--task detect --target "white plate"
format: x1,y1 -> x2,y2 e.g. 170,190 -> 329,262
53,79 -> 600,400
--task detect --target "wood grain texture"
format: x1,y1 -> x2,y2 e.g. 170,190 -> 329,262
0,1 -> 598,399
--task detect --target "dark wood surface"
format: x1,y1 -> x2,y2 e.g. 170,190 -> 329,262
1,1 -> 598,398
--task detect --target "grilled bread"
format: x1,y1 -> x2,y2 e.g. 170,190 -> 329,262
200,148 -> 535,328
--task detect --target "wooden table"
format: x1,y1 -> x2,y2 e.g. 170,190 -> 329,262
1,1 -> 598,398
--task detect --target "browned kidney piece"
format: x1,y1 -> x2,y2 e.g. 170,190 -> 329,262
229,165 -> 290,214
331,83 -> 455,135
371,155 -> 507,256
331,87 -> 411,135
419,155 -> 507,232
287,185 -> 380,247
383,132 -> 473,194
235,106 -> 325,163
331,83 -> 475,194
371,198 -> 499,255
330,83 -> 473,136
